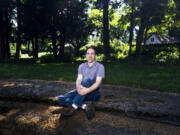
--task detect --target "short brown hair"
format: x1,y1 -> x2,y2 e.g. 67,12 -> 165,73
86,46 -> 96,54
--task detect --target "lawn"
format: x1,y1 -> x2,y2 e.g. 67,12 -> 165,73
0,60 -> 180,93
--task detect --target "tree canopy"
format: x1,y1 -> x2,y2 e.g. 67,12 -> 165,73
0,0 -> 179,61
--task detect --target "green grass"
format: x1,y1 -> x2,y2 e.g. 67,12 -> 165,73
104,61 -> 180,93
0,60 -> 180,93
0,62 -> 79,82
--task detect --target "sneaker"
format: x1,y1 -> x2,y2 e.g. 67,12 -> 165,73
85,102 -> 95,120
61,107 -> 78,117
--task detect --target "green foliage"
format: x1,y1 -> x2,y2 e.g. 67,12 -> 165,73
110,39 -> 129,59
39,52 -> 75,63
1,0 -> 180,63
10,43 -> 16,57
142,44 -> 180,64
88,9 -> 103,36
107,39 -> 136,60
155,50 -> 179,64
96,54 -> 104,61
146,0 -> 176,37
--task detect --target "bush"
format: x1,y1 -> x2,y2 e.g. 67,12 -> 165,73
62,53 -> 75,62
141,43 -> 180,64
39,52 -> 76,63
39,54 -> 55,63
154,51 -> 179,64
110,39 -> 131,59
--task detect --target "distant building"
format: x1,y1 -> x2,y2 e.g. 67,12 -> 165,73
145,34 -> 180,45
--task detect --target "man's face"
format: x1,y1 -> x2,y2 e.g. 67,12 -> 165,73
86,48 -> 96,63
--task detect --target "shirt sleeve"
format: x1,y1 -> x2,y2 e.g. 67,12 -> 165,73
78,64 -> 83,75
97,65 -> 105,79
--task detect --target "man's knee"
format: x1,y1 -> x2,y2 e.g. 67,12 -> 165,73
58,95 -> 72,107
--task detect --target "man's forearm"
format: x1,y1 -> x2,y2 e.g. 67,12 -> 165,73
76,79 -> 81,90
88,81 -> 101,93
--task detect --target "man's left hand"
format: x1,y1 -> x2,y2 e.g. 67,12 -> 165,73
77,86 -> 90,96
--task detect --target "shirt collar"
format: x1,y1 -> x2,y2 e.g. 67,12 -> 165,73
86,61 -> 96,68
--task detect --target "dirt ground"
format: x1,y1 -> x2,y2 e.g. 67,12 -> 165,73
0,100 -> 180,135
1,79 -> 180,127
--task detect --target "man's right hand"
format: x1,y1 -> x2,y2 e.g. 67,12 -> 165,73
77,85 -> 90,96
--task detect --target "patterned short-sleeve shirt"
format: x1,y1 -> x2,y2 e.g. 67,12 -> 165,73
78,61 -> 105,82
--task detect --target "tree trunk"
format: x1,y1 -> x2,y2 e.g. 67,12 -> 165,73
59,28 -> 66,60
178,44 -> 180,60
0,9 -> 5,59
0,9 -> 6,59
34,37 -> 38,59
0,3 -> 10,60
15,0 -> 22,60
0,9 -> 1,59
103,0 -> 110,59
51,18 -> 58,60
0,14 -> 2,59
52,32 -> 58,60
29,0 -> 39,60
143,25 -> 150,45
128,0 -> 135,56
27,40 -> 30,56
174,0 -> 180,11
4,7 -> 10,59
32,38 -> 35,58
75,41 -> 81,57
136,18 -> 146,57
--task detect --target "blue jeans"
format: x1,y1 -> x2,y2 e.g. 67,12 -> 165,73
58,78 -> 101,107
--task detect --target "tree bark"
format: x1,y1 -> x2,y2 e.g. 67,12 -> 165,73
103,0 -> 110,59
52,32 -> 58,60
59,28 -> 66,60
136,18 -> 147,56
143,26 -> 150,45
15,0 -> 22,60
4,7 -> 10,59
178,44 -> 180,60
27,40 -> 30,56
0,6 -> 11,60
128,0 -> 135,56
0,9 -> 5,59
0,8 -> 7,59
32,38 -> 35,58
32,0 -> 38,60
0,12 -> 3,60
75,40 -> 81,57
34,37 -> 38,59
51,17 -> 58,60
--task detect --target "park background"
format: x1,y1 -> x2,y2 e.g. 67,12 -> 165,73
0,0 -> 180,93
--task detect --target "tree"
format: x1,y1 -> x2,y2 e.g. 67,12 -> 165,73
135,0 -> 168,56
15,0 -> 22,60
174,0 -> 180,20
56,0 -> 90,60
89,0 -> 122,59
50,0 -> 58,60
173,0 -> 180,60
67,1 -> 91,57
0,0 -> 12,60
128,0 -> 135,56
102,0 -> 110,59
23,0 -> 45,59
123,0 -> 139,56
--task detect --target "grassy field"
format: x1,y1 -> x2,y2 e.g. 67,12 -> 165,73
0,60 -> 180,93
